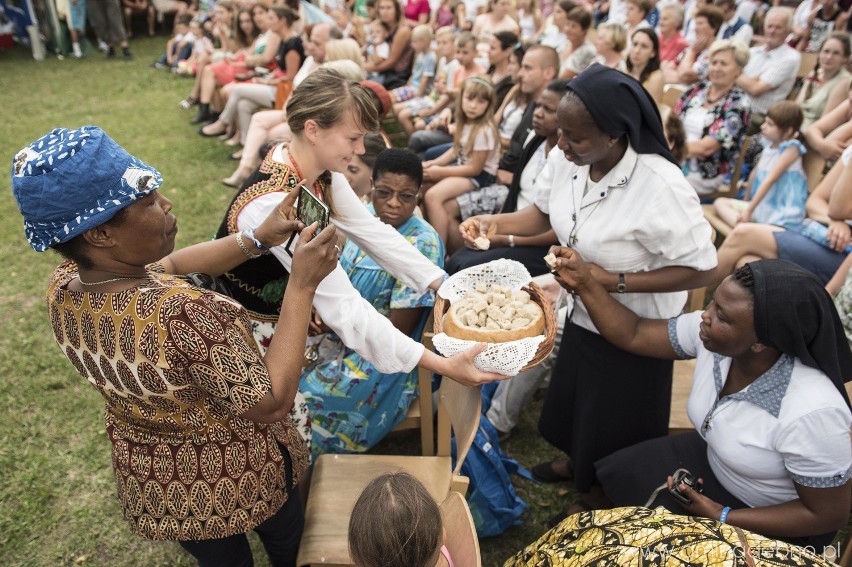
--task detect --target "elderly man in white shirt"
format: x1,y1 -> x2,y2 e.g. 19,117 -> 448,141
736,6 -> 800,134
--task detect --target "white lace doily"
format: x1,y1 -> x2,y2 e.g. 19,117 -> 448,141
433,259 -> 547,376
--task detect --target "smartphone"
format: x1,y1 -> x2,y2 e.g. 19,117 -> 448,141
297,185 -> 330,231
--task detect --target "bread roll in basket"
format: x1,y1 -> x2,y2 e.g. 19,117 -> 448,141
433,278 -> 557,373
441,284 -> 545,343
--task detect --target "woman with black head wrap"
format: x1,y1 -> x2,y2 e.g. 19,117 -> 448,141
551,252 -> 852,548
458,64 -> 718,519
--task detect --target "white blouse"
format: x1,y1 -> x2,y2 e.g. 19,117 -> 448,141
236,146 -> 446,374
535,143 -> 717,333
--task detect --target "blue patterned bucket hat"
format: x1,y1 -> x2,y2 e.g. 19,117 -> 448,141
11,126 -> 163,252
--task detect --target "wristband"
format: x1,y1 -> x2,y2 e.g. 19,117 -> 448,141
243,227 -> 270,252
508,234 -> 515,248
235,232 -> 262,259
719,506 -> 731,523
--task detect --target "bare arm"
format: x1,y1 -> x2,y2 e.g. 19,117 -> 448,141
241,224 -> 339,423
822,76 -> 851,117
806,162 -> 852,252
488,229 -> 560,249
492,85 -> 517,128
424,144 -> 458,167
247,33 -> 282,67
687,136 -> 722,159
417,72 -> 432,98
284,48 -> 301,79
675,478 -> 851,539
369,25 -> 411,73
160,189 -> 301,276
582,263 -> 715,294
424,148 -> 489,180
804,101 -> 851,160
549,246 -> 681,359
458,205 -> 553,244
676,47 -> 702,85
828,157 -> 852,220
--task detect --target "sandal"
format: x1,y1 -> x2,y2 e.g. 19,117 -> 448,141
179,96 -> 198,110
531,459 -> 574,483
229,150 -> 243,161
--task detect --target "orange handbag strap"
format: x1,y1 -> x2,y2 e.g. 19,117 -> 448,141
274,80 -> 293,111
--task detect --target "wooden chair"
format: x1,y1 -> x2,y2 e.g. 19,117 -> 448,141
296,377 -> 482,567
273,80 -> 293,110
696,136 -> 754,244
787,52 -> 818,100
390,315 -> 435,456
802,147 -> 826,192
669,359 -> 696,434
661,84 -> 686,110
440,491 -> 482,567
798,51 -> 818,79
701,135 -> 752,202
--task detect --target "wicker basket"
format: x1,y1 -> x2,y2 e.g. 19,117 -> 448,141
432,281 -> 558,372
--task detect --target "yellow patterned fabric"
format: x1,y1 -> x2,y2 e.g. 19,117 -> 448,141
505,507 -> 836,566
47,262 -> 309,541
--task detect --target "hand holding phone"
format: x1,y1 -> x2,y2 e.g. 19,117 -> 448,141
297,185 -> 330,231
286,186 -> 330,257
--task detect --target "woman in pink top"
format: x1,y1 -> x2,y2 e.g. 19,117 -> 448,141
657,3 -> 690,63
404,0 -> 432,26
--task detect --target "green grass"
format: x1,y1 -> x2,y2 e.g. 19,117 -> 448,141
0,38 -> 574,566
5,38 -> 845,567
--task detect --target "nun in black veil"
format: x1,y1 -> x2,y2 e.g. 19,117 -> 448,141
457,64 -> 718,519
551,253 -> 852,548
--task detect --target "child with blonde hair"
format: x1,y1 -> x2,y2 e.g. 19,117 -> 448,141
394,26 -> 459,135
349,472 -> 453,567
365,19 -> 391,82
714,100 -> 808,229
390,25 -> 437,103
422,75 -> 500,245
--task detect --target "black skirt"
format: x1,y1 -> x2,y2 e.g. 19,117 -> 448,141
596,431 -> 837,549
538,319 -> 673,493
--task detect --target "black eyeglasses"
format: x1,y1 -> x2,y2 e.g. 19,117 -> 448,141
372,188 -> 418,204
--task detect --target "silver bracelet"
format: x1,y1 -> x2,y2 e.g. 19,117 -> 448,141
235,232 -> 262,259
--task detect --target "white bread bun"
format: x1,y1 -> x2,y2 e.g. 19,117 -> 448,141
443,285 -> 545,343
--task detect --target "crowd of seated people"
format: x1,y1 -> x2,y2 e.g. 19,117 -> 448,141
188,0 -> 852,542
41,0 -> 852,563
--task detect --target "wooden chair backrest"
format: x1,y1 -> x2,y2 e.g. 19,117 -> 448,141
274,80 -> 293,110
703,135 -> 752,200
440,491 -> 482,567
661,84 -> 686,110
437,377 -> 481,476
797,52 -> 818,79
392,312 -> 436,455
728,135 -> 751,191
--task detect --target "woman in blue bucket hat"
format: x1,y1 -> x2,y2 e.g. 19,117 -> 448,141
11,125 -> 339,566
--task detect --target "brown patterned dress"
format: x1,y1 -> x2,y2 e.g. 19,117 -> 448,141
46,262 -> 309,541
